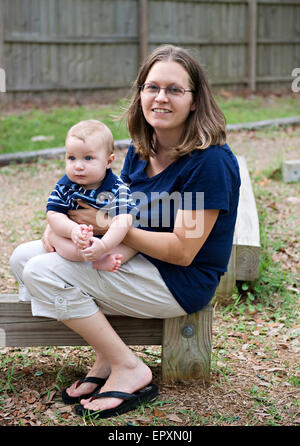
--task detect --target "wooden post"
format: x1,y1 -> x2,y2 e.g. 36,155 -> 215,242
213,244 -> 236,305
139,0 -> 148,65
161,304 -> 213,384
248,0 -> 257,92
0,4 -> 3,68
0,3 -> 5,95
235,156 -> 261,281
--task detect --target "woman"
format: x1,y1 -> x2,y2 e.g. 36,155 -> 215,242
9,45 -> 240,418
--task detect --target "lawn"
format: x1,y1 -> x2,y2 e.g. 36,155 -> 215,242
0,94 -> 299,154
0,111 -> 299,426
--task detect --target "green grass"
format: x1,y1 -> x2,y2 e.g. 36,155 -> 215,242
0,101 -> 129,154
0,95 -> 299,154
217,95 -> 300,124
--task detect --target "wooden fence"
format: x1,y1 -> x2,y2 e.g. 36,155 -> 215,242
0,0 -> 299,100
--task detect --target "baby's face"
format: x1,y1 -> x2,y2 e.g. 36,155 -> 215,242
65,134 -> 114,189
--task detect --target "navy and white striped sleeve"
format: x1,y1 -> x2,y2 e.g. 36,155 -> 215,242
46,174 -> 78,214
100,179 -> 138,218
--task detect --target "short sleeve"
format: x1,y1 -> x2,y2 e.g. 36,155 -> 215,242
180,148 -> 238,214
120,142 -> 135,184
100,181 -> 139,219
46,180 -> 69,214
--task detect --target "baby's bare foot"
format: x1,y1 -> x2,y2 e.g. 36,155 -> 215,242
80,225 -> 93,249
92,253 -> 123,272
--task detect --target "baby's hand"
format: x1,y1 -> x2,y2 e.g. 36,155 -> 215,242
81,237 -> 106,261
71,224 -> 93,249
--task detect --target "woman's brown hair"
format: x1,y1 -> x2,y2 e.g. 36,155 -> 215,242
126,45 -> 226,161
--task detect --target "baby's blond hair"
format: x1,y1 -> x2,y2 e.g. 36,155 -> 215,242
66,120 -> 114,154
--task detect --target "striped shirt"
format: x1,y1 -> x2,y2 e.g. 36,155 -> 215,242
46,169 -> 137,218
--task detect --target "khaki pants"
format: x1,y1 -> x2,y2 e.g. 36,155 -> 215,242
9,240 -> 186,321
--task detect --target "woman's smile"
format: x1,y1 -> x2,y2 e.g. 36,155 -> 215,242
141,61 -> 195,142
152,108 -> 171,114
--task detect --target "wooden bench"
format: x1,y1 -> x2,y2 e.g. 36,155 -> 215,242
0,156 -> 260,384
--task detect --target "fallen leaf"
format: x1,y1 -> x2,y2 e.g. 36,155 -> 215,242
258,177 -> 270,186
166,414 -> 184,423
43,390 -> 57,404
153,408 -> 165,417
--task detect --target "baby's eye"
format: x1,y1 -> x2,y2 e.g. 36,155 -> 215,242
68,156 -> 75,160
85,156 -> 92,160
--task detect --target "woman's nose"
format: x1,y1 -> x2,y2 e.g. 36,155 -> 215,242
155,88 -> 169,101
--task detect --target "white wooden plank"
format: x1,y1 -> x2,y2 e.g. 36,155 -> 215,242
235,156 -> 261,280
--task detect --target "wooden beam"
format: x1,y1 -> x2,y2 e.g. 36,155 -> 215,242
0,295 -> 163,347
235,156 -> 261,281
0,3 -> 5,96
162,305 -> 213,384
0,295 -> 212,384
214,244 -> 237,304
282,160 -> 300,183
0,4 -> 3,69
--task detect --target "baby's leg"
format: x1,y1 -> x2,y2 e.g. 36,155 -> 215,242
48,231 -> 87,262
92,244 -> 137,272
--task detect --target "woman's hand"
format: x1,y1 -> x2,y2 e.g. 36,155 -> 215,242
68,200 -> 111,236
123,209 -> 219,266
42,224 -> 56,253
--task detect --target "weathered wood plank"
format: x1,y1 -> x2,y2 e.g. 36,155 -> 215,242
161,304 -> 213,383
248,0 -> 257,92
0,295 -> 163,347
214,244 -> 236,304
235,156 -> 261,281
282,159 -> 300,183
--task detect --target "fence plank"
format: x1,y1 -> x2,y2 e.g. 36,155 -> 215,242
248,0 -> 257,91
0,0 -> 299,98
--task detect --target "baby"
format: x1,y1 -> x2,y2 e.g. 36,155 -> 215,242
46,119 -> 137,272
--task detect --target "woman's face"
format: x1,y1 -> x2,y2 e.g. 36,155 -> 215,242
140,61 -> 196,142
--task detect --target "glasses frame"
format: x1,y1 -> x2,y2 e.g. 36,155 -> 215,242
139,83 -> 194,98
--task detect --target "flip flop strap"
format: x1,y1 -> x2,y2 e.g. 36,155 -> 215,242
90,390 -> 137,401
75,376 -> 105,388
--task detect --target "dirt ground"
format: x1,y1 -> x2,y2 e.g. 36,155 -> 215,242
0,125 -> 299,426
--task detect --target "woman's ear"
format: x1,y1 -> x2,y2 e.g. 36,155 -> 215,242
190,101 -> 196,112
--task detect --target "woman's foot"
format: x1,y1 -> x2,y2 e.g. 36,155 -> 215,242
65,356 -> 111,399
92,253 -> 123,272
80,357 -> 152,412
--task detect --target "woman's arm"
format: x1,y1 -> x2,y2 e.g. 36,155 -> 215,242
124,209 -> 219,266
68,201 -> 219,266
68,200 -> 111,235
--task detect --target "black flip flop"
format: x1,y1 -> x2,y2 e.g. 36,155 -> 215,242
74,383 -> 159,419
61,376 -> 107,405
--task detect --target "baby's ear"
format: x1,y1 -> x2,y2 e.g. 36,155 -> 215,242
107,153 -> 115,168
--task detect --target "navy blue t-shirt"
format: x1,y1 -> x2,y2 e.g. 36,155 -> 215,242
121,142 -> 241,314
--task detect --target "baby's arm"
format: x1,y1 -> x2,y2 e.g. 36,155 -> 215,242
47,211 -> 91,249
81,213 -> 132,261
47,211 -> 78,238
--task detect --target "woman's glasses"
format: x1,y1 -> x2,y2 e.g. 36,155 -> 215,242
140,83 -> 194,98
